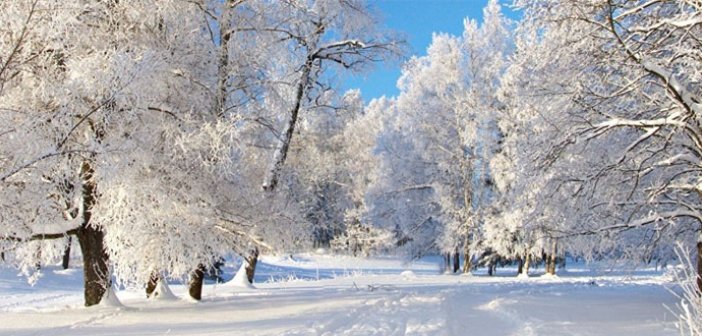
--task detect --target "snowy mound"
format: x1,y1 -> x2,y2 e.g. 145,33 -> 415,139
516,272 -> 529,279
99,286 -> 124,308
150,279 -> 177,300
223,262 -> 255,290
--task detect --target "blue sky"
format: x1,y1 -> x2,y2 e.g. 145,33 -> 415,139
343,0 -> 513,102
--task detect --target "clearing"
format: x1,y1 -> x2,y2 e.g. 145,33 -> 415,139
0,254 -> 681,336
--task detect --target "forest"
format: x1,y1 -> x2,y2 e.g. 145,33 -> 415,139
0,0 -> 700,335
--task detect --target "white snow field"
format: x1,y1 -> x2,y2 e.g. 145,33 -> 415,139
0,254 -> 681,336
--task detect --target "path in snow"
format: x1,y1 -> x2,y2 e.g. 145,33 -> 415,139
0,255 -> 681,336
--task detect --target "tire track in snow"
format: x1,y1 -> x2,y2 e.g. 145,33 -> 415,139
282,287 -> 449,336
325,290 -> 447,335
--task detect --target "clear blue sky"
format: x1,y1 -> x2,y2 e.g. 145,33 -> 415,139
343,0 -> 515,102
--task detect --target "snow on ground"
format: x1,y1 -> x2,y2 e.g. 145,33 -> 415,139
0,254 -> 682,336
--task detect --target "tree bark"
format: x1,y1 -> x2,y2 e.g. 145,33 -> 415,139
546,240 -> 557,275
517,256 -> 524,275
35,247 -> 41,270
76,225 -> 109,306
462,244 -> 472,273
146,271 -> 160,298
262,59 -> 313,191
213,0 -> 233,119
697,241 -> 702,294
76,161 -> 109,307
452,248 -> 460,273
245,248 -> 259,284
61,236 -> 72,270
522,250 -> 531,276
188,264 -> 206,300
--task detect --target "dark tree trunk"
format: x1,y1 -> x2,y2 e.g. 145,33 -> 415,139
462,245 -> 472,274
146,272 -> 160,298
522,251 -> 531,276
452,249 -> 460,273
61,236 -> 72,270
76,225 -> 109,306
245,248 -> 259,284
697,241 -> 702,293
188,264 -> 206,300
35,247 -> 41,270
517,256 -> 524,275
262,59 -> 313,191
546,240 -> 557,275
488,264 -> 495,276
77,161 -> 109,307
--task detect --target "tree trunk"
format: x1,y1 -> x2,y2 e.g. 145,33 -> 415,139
146,271 -> 160,298
488,264 -> 495,276
76,225 -> 109,306
245,248 -> 259,284
452,248 -> 460,273
262,59 -> 313,191
61,236 -> 72,270
546,240 -> 557,275
213,1 -> 233,119
696,241 -> 702,294
35,247 -> 41,270
517,256 -> 524,275
462,244 -> 472,273
77,161 -> 109,307
522,250 -> 531,276
188,264 -> 206,300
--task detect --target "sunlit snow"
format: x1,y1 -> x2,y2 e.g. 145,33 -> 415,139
0,254 -> 679,336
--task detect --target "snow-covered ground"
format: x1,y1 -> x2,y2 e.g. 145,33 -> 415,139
0,254 -> 682,335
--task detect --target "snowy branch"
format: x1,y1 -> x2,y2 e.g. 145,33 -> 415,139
1,228 -> 78,243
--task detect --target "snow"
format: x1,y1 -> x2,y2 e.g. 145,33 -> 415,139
0,255 -> 680,335
98,286 -> 123,308
221,261 -> 255,290
149,278 -> 177,301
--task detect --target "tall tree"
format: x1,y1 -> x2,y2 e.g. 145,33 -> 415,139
366,0 -> 511,271
501,0 -> 702,277
260,0 -> 402,192
0,0 -> 236,304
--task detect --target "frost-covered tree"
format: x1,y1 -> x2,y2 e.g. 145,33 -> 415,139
499,0 -> 702,278
366,0 -> 511,272
282,89 -> 374,248
222,0 -> 402,281
0,0 -> 261,304
260,0 -> 402,192
0,0 -> 405,304
363,96 -> 443,259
